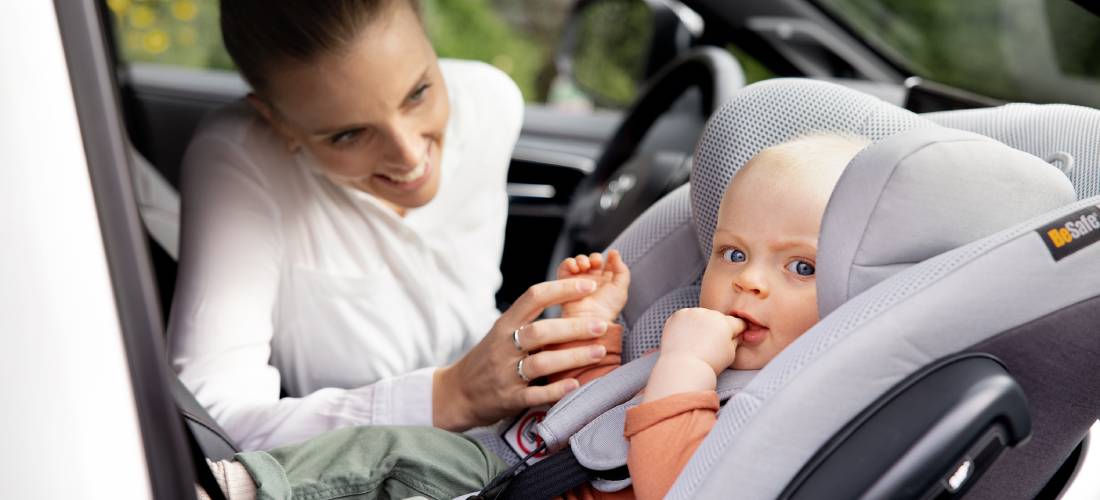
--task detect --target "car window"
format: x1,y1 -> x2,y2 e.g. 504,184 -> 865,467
816,0 -> 1100,107
107,0 -> 773,111
105,0 -> 575,105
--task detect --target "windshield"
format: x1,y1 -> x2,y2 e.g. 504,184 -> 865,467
817,0 -> 1100,108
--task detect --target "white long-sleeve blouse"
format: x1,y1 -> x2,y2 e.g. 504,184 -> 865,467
168,59 -> 523,451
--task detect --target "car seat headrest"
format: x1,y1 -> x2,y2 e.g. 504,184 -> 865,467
816,127 -> 1077,316
689,78 -> 931,258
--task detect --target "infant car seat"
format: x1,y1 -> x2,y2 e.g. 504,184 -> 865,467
481,79 -> 1100,500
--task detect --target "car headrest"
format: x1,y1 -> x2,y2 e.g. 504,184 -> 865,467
689,78 -> 930,258
816,127 -> 1077,317
925,103 -> 1100,199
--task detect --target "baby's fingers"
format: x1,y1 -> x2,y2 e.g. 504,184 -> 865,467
606,249 -> 631,286
726,316 -> 747,335
587,252 -> 604,271
575,254 -> 592,272
556,258 -> 579,278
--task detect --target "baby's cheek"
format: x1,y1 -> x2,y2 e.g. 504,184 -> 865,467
783,288 -> 819,341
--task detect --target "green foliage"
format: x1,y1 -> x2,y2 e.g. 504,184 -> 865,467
726,45 -> 775,85
421,0 -> 548,102
571,0 -> 652,107
109,0 -> 562,103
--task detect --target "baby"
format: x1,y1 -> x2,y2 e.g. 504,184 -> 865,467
557,133 -> 869,499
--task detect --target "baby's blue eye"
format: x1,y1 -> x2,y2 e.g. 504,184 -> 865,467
722,248 -> 746,263
786,260 -> 815,276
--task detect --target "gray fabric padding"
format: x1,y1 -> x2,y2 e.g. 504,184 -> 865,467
672,197 -> 1100,499
925,103 -> 1100,198
608,185 -> 707,361
964,294 -> 1100,499
817,127 -> 1076,316
622,286 -> 700,363
690,78 -> 931,257
569,369 -> 758,476
537,352 -> 658,451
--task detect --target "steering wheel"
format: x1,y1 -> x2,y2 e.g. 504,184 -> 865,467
548,46 -> 744,276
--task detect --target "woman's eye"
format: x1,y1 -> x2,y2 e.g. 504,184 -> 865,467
786,259 -> 815,276
330,129 -> 362,146
409,83 -> 430,103
722,248 -> 746,263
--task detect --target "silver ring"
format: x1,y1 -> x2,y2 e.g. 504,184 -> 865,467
516,357 -> 531,383
511,326 -> 526,352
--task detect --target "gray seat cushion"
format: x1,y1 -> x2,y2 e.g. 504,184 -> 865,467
817,127 -> 1075,316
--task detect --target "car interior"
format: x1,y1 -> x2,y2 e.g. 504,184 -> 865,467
71,0 -> 1100,497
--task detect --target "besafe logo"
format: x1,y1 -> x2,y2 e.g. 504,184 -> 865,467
1046,211 -> 1100,248
1038,204 -> 1100,261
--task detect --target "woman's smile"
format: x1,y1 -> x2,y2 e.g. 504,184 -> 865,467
374,147 -> 433,191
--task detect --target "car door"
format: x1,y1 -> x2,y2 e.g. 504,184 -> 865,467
2,1 -> 197,498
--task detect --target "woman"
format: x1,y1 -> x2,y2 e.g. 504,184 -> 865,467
169,0 -> 611,452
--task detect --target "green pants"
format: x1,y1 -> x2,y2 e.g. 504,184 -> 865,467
236,426 -> 509,500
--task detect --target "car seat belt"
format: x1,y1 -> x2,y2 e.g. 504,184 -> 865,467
497,447 -> 626,500
184,417 -> 228,500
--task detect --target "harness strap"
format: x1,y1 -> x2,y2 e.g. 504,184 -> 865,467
497,448 -> 626,500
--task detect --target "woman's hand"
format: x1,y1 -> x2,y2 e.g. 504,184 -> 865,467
432,277 -> 612,431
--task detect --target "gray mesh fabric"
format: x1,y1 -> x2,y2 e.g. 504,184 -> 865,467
622,286 -> 700,362
672,197 -> 1100,499
690,78 -> 931,256
926,103 -> 1100,197
608,185 -> 706,362
817,127 -> 1076,316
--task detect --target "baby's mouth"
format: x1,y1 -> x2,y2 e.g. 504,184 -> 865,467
731,312 -> 769,346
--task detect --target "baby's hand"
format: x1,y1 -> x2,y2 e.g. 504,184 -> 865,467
557,249 -> 630,321
659,308 -> 746,375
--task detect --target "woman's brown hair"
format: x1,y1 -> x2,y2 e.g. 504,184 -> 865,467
220,0 -> 421,94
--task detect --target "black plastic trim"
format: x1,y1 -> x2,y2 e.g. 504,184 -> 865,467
54,1 -> 196,498
780,354 -> 1031,500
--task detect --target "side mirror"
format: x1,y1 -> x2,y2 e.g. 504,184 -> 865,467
552,0 -> 702,108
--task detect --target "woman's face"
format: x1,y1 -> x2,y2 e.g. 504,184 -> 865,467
255,2 -> 449,214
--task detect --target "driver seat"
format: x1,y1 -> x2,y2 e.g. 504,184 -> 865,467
497,78 -> 1100,499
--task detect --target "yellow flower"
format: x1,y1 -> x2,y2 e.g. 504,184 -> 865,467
129,5 -> 157,30
142,29 -> 170,54
171,0 -> 199,22
107,0 -> 130,15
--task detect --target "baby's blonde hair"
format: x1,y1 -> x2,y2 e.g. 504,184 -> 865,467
744,132 -> 869,178
734,133 -> 870,203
